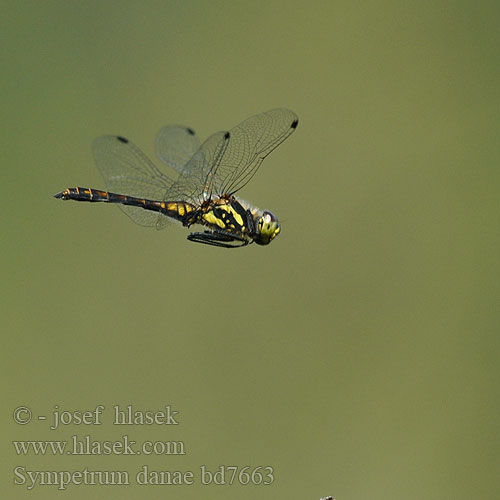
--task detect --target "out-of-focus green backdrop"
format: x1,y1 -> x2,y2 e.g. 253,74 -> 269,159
2,1 -> 499,499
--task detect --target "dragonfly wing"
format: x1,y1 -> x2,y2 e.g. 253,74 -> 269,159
215,108 -> 298,196
166,130 -> 230,204
93,135 -> 174,227
155,125 -> 201,172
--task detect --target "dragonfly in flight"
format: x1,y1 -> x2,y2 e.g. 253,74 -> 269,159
55,109 -> 298,248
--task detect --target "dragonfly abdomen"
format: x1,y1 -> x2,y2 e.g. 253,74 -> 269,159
54,186 -> 161,209
54,187 -> 196,223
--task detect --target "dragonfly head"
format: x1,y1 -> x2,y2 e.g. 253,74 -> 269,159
254,210 -> 281,245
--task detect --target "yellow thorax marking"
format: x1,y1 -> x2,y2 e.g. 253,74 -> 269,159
203,210 -> 226,229
227,206 -> 244,227
202,204 -> 245,230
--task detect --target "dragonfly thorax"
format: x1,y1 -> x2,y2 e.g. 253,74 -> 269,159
197,197 -> 281,246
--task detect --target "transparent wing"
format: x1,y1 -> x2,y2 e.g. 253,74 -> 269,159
166,130 -> 230,205
91,110 -> 298,229
155,125 -> 201,172
93,135 -> 174,227
214,108 -> 299,196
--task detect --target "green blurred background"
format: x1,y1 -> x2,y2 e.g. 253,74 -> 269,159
2,1 -> 499,499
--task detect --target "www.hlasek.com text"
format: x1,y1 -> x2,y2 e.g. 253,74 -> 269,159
13,435 -> 185,456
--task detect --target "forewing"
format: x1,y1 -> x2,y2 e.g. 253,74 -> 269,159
166,130 -> 230,204
93,135 -> 174,227
156,125 -> 201,172
215,108 -> 298,195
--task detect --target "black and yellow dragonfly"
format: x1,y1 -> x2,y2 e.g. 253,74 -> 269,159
55,109 -> 298,248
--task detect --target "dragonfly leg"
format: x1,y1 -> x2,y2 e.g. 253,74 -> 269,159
187,230 -> 250,248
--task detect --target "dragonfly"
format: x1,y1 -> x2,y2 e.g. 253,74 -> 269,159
54,109 -> 298,248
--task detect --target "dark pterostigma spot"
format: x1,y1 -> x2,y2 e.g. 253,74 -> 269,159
186,127 -> 195,135
291,119 -> 298,129
117,136 -> 129,143
224,132 -> 230,139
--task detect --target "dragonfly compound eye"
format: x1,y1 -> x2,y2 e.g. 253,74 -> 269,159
255,211 -> 281,245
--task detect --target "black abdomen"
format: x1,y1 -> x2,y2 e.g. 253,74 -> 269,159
54,187 -> 196,223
